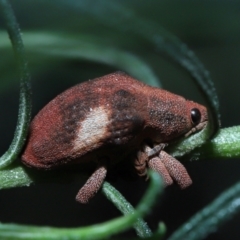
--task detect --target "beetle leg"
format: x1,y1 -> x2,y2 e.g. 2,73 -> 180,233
158,151 -> 192,189
75,165 -> 107,204
148,156 -> 173,186
134,143 -> 166,177
134,150 -> 148,177
142,143 -> 192,188
144,143 -> 166,158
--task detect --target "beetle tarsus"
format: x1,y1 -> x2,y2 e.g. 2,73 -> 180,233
159,151 -> 192,189
76,165 -> 107,204
136,143 -> 192,189
148,156 -> 173,185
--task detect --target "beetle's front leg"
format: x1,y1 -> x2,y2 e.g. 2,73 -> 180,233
148,151 -> 192,189
158,151 -> 192,188
148,156 -> 174,186
135,143 -> 192,189
134,143 -> 166,177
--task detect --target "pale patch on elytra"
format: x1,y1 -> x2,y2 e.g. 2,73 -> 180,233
73,106 -> 110,154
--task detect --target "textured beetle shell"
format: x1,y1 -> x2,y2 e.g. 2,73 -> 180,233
22,72 -> 207,170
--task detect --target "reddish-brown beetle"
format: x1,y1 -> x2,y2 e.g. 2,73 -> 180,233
22,72 -> 208,203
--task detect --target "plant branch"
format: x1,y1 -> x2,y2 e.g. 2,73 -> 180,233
189,126 -> 240,160
102,181 -> 152,238
167,180 -> 240,240
0,0 -> 32,168
0,171 -> 163,240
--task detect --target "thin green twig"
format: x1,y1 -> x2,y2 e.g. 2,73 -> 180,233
0,0 -> 32,168
189,126 -> 240,160
167,180 -> 240,240
0,171 -> 162,240
102,181 -> 152,238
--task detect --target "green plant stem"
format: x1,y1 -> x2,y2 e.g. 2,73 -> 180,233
0,171 -> 163,240
0,0 -> 32,168
102,181 -> 152,238
167,122 -> 212,158
167,180 -> 240,240
118,222 -> 166,240
166,126 -> 240,160
0,163 -> 33,189
189,126 -> 240,159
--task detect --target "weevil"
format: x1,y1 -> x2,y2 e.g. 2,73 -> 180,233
22,72 -> 208,203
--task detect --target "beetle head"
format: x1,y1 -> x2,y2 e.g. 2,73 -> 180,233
184,101 -> 208,137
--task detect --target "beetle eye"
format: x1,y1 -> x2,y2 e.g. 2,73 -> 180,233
191,108 -> 201,125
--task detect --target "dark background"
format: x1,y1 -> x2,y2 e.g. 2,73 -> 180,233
0,1 -> 240,239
